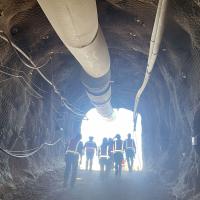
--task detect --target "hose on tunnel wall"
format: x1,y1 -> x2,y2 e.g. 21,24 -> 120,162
133,0 -> 168,129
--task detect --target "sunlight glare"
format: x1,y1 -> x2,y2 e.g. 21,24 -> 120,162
80,108 -> 143,171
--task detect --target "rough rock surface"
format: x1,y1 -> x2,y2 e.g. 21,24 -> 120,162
0,0 -> 200,199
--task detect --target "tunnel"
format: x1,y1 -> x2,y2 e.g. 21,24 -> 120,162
0,0 -> 200,199
80,108 -> 143,171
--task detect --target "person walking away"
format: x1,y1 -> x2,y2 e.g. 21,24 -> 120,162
108,138 -> 114,172
84,136 -> 97,171
124,133 -> 136,172
113,134 -> 124,176
98,138 -> 109,178
64,134 -> 83,188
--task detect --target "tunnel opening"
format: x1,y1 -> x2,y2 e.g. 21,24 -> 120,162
80,108 -> 143,171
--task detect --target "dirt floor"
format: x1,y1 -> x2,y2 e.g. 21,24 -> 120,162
3,168 -> 174,200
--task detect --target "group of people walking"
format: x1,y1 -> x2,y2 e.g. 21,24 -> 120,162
63,133 -> 136,188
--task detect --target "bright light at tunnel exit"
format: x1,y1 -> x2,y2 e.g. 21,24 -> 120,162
80,108 -> 143,171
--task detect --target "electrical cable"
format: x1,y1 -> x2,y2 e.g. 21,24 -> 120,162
17,79 -> 43,99
10,146 -> 41,153
0,31 -> 86,118
0,77 -> 15,84
0,31 -> 45,70
0,138 -> 62,158
0,68 -> 42,98
0,64 -> 49,94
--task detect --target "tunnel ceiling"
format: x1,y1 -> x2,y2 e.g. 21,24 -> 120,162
0,0 -> 200,199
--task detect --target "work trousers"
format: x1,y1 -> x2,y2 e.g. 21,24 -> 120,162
107,153 -> 114,172
86,152 -> 95,170
99,157 -> 109,177
125,149 -> 135,171
113,152 -> 123,176
64,152 -> 79,187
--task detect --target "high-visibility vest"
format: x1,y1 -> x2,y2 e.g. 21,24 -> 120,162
66,140 -> 81,155
114,140 -> 123,153
99,145 -> 109,159
85,141 -> 96,153
108,143 -> 114,155
125,139 -> 135,150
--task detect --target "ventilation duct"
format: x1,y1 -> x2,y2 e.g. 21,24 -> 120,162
37,0 -> 113,118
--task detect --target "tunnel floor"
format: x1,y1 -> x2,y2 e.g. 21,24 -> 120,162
7,169 -> 173,200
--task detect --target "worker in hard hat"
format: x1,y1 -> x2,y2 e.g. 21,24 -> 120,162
64,133 -> 83,188
113,134 -> 124,176
84,136 -> 97,171
98,138 -> 109,177
124,133 -> 136,172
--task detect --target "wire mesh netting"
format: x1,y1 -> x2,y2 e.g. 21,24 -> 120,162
0,68 -> 65,157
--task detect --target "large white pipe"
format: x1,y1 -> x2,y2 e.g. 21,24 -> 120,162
133,0 -> 168,127
37,0 -> 113,118
37,0 -> 109,78
68,28 -> 110,78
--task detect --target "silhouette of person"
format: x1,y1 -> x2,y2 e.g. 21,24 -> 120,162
124,133 -> 136,172
113,134 -> 124,176
64,134 -> 83,188
84,136 -> 97,171
98,138 -> 109,177
107,138 -> 114,173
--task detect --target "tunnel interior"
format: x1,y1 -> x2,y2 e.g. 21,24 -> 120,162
0,0 -> 200,199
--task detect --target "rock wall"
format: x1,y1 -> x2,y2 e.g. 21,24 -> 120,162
0,75 -> 65,192
0,0 -> 200,199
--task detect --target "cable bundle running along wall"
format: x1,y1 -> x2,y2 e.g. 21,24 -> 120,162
0,31 -> 86,118
0,137 -> 62,158
0,66 -> 43,99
